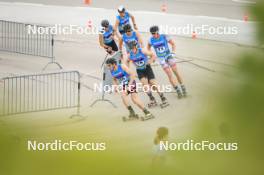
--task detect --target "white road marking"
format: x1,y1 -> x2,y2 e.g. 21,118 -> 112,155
232,0 -> 256,4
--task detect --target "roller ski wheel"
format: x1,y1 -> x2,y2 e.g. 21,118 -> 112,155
122,114 -> 139,122
181,85 -> 187,98
147,101 -> 158,108
160,101 -> 169,108
176,91 -> 183,99
182,91 -> 187,98
140,113 -> 155,121
160,96 -> 169,108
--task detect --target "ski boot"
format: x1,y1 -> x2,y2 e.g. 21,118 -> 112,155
181,86 -> 187,97
160,96 -> 169,108
140,109 -> 155,121
176,89 -> 183,99
122,113 -> 139,122
147,97 -> 158,108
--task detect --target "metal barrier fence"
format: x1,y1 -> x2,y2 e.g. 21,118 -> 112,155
0,20 -> 54,58
0,71 -> 81,117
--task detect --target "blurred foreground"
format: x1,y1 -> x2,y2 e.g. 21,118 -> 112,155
0,1 -> 264,175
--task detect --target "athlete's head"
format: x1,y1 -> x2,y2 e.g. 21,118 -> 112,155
127,40 -> 138,53
106,58 -> 117,70
123,24 -> 132,34
150,25 -> 159,38
117,5 -> 126,16
154,127 -> 169,145
101,19 -> 109,28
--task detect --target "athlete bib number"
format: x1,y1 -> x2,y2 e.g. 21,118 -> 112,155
119,76 -> 129,84
156,46 -> 166,54
135,60 -> 146,68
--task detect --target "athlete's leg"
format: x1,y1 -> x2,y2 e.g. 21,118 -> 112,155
169,58 -> 187,95
170,64 -> 183,84
149,79 -> 166,100
149,78 -> 168,105
137,68 -> 156,102
131,93 -> 151,116
121,89 -> 129,107
163,66 -> 183,98
163,66 -> 177,87
130,93 -> 145,110
145,65 -> 162,96
140,77 -> 155,100
121,89 -> 136,116
159,58 -> 182,97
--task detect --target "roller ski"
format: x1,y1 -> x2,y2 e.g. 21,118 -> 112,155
160,96 -> 169,108
147,96 -> 158,108
140,109 -> 155,121
176,88 -> 183,99
122,113 -> 139,122
181,85 -> 187,97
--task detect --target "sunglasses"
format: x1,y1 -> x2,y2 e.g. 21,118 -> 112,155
151,32 -> 158,35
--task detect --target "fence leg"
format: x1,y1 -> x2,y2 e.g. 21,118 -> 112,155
42,57 -> 63,71
90,91 -> 117,108
90,72 -> 117,108
70,78 -> 86,119
42,37 -> 63,71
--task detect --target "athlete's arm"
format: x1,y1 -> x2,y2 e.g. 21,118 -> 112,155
127,54 -> 133,68
112,77 -> 119,93
168,39 -> 176,53
142,48 -> 156,64
99,34 -> 108,49
135,31 -> 144,48
114,19 -> 120,34
118,37 -> 123,51
112,77 -> 118,85
128,13 -> 138,30
112,29 -> 119,41
121,64 -> 136,84
147,43 -> 152,51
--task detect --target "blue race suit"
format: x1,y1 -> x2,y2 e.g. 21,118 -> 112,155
129,48 -> 148,70
149,34 -> 171,62
122,31 -> 139,53
117,12 -> 130,33
110,65 -> 130,85
101,25 -> 114,44
100,25 -> 114,44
